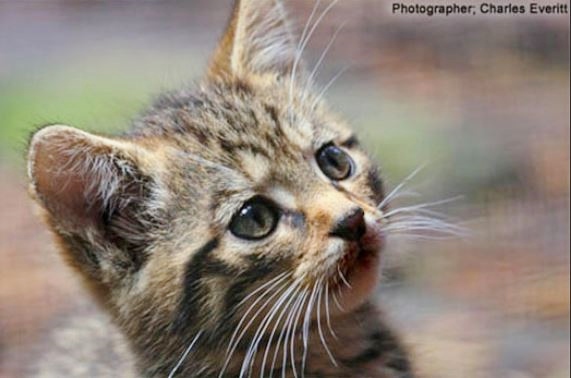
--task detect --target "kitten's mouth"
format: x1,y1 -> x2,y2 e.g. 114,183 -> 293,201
333,223 -> 384,300
343,229 -> 383,273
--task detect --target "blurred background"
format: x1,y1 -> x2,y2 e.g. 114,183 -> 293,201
0,1 -> 568,377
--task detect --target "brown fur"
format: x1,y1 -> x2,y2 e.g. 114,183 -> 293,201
27,0 -> 414,377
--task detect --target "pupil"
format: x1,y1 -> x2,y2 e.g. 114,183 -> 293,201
251,206 -> 266,227
328,150 -> 343,170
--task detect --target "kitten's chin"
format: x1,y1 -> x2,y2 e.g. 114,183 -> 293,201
334,226 -> 384,313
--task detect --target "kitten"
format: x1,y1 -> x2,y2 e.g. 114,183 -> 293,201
27,0 -> 414,377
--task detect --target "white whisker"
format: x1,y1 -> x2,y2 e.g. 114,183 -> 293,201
260,284 -> 305,378
220,277 -> 290,377
241,280 -> 301,377
337,265 -> 351,289
292,287 -> 313,378
378,163 -> 427,210
269,290 -> 304,378
280,289 -> 309,378
304,21 -> 347,100
324,281 -> 338,340
301,280 -> 320,374
332,287 -> 345,312
236,273 -> 289,309
373,162 -> 468,240
388,214 -> 467,232
226,274 -> 288,355
383,196 -> 463,218
289,0 -> 339,123
316,283 -> 337,366
168,331 -> 203,378
289,0 -> 321,123
298,0 -> 339,67
311,65 -> 349,110
384,216 -> 469,238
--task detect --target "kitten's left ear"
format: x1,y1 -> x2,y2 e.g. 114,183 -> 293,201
208,0 -> 297,80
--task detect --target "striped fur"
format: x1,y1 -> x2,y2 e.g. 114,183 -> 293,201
27,0 -> 413,377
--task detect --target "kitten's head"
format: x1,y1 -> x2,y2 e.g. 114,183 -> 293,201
27,0 -> 386,372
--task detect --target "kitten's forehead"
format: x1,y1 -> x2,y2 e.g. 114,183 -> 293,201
171,82 -> 348,177
148,81 -> 357,222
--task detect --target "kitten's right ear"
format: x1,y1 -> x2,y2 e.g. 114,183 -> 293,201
29,125 -> 141,229
207,0 -> 297,80
27,125 -> 161,278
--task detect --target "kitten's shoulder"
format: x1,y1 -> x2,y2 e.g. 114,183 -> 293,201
27,308 -> 136,378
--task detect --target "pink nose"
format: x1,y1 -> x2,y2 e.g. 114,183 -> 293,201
330,207 -> 366,241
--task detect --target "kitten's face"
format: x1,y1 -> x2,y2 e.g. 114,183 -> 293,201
141,81 -> 386,328
27,0 -> 387,371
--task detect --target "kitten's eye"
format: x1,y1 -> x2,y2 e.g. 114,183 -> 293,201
230,197 -> 279,240
316,144 -> 354,180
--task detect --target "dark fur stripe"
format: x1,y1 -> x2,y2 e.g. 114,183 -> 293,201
367,165 -> 385,205
264,104 -> 280,127
341,134 -> 359,148
342,328 -> 411,374
218,255 -> 280,338
223,255 -> 278,313
344,330 -> 387,366
173,237 -> 220,332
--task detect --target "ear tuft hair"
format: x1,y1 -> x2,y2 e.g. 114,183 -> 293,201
29,126 -> 137,228
208,0 -> 297,80
28,125 -> 161,279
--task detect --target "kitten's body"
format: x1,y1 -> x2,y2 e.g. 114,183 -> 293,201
27,1 -> 414,377
33,303 -> 409,377
31,310 -> 137,378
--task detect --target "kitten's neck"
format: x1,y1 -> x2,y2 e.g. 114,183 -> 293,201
135,302 -> 413,378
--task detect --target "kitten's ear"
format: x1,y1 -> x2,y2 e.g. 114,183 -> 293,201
28,125 -> 160,279
208,0 -> 297,80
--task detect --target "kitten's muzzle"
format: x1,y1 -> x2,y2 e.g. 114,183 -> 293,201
329,207 -> 366,241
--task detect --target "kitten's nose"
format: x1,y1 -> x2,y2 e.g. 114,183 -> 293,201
330,207 -> 366,241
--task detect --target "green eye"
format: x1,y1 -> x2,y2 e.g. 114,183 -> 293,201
316,144 -> 354,180
230,197 -> 280,240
